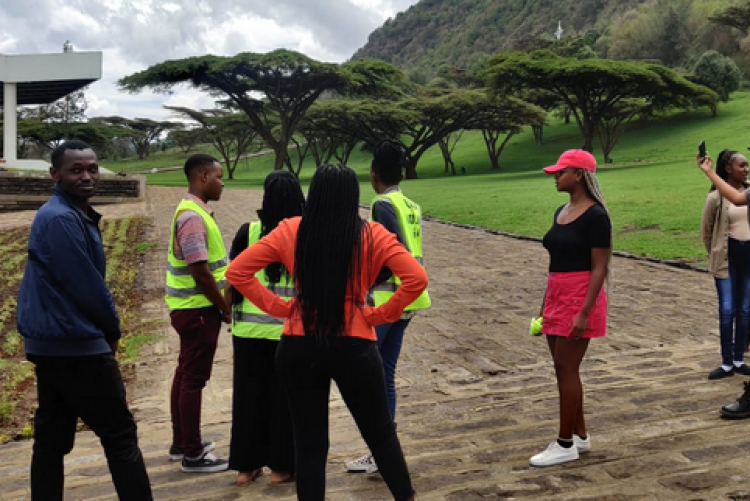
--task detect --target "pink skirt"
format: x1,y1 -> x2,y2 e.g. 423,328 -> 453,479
543,271 -> 607,339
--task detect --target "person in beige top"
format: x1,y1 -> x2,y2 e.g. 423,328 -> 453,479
701,149 -> 750,380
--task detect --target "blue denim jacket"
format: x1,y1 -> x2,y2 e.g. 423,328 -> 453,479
17,186 -> 121,356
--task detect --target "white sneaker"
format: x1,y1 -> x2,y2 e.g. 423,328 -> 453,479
346,453 -> 378,473
574,434 -> 590,453
530,441 -> 579,467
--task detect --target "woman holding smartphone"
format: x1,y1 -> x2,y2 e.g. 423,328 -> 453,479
696,150 -> 750,379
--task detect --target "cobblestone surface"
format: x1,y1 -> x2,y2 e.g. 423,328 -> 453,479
1,185 -> 748,500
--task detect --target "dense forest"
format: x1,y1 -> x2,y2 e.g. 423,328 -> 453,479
352,0 -> 749,80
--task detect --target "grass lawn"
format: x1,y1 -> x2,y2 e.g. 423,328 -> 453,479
102,147 -> 214,173
129,91 -> 750,263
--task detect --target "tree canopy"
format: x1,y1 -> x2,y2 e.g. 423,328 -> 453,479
164,106 -> 260,179
305,89 -> 544,178
90,116 -> 180,159
118,49 -> 404,171
710,2 -> 750,34
692,50 -> 743,102
485,51 -> 718,153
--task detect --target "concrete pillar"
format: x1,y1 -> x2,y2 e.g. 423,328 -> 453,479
3,82 -> 17,164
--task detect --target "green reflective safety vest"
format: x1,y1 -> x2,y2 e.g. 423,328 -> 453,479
231,222 -> 294,340
370,191 -> 431,311
165,198 -> 228,310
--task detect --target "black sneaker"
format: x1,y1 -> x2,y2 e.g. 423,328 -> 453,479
722,381 -> 750,419
708,367 -> 734,380
169,441 -> 215,461
181,452 -> 229,473
735,364 -> 750,376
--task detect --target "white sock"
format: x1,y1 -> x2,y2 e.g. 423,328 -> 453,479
735,361 -> 745,368
722,364 -> 734,371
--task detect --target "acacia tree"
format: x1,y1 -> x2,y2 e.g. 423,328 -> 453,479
595,100 -> 644,164
397,90 -> 495,178
299,105 -> 367,167
486,50 -> 718,153
16,120 -> 126,158
710,2 -> 750,34
467,97 -> 546,170
303,99 -> 416,172
170,128 -> 209,154
598,65 -> 719,162
516,89 -> 561,146
118,49 -> 403,171
294,123 -> 335,167
307,90 -> 543,178
90,116 -> 179,159
164,106 -> 259,179
437,131 -> 464,175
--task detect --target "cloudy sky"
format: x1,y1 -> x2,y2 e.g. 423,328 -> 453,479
0,0 -> 418,120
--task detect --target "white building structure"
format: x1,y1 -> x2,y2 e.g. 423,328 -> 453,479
1,51 -> 102,168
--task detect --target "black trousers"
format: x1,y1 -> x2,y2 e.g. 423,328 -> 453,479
276,336 -> 414,501
229,336 -> 295,473
28,354 -> 152,501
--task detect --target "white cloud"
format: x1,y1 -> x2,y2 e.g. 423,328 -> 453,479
85,92 -> 118,116
0,0 -> 419,120
0,34 -> 19,53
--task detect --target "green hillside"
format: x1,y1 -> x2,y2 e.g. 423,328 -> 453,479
352,0 -> 744,79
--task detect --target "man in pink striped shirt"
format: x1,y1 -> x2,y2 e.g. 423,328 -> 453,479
166,154 -> 230,473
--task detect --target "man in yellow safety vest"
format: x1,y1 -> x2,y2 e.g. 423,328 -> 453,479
165,154 -> 230,473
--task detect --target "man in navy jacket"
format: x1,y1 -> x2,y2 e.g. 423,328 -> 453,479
16,141 -> 152,500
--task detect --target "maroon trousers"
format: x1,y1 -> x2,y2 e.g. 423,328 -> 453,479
169,306 -> 222,458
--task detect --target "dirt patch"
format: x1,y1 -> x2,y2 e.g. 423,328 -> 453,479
0,217 -> 153,442
617,224 -> 661,235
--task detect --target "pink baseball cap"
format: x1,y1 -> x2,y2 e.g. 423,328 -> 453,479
543,149 -> 596,174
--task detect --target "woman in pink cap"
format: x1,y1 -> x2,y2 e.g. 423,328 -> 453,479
530,149 -> 612,467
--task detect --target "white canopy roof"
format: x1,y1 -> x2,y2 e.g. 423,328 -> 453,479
0,51 -> 102,106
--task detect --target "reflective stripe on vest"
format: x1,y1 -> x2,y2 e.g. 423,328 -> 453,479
233,312 -> 285,325
166,256 -> 229,276
165,280 -> 228,297
370,191 -> 430,311
165,198 -> 228,310
231,221 -> 294,340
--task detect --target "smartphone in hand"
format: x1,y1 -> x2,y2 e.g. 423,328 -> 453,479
698,140 -> 706,159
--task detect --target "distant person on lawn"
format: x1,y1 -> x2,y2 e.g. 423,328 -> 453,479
165,153 -> 231,473
17,140 -> 153,500
699,149 -> 750,381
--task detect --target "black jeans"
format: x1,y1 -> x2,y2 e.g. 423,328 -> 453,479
276,336 -> 414,501
28,354 -> 152,500
229,336 -> 294,473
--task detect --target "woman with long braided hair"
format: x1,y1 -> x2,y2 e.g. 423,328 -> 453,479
226,170 -> 305,486
226,164 -> 425,501
530,150 -> 612,467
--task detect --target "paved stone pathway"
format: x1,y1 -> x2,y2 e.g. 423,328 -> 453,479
1,185 -> 749,500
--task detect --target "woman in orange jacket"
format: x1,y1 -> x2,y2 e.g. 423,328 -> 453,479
226,164 -> 426,501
